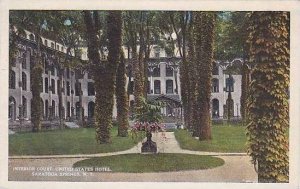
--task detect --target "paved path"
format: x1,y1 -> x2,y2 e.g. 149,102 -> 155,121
8,132 -> 258,182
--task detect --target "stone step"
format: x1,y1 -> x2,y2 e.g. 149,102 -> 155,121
64,122 -> 80,129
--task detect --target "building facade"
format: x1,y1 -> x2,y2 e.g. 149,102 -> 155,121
9,32 -> 243,128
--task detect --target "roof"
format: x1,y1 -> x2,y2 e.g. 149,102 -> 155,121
147,94 -> 181,105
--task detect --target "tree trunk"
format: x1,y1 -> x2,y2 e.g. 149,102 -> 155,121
247,11 -> 289,183
116,52 -> 129,137
240,62 -> 250,123
31,33 -> 43,132
194,12 -> 216,140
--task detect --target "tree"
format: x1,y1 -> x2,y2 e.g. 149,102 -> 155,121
83,11 -> 122,143
194,12 -> 216,140
246,11 -> 289,182
116,52 -> 129,137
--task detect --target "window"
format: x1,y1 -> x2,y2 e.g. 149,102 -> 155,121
52,100 -> 56,117
57,80 -> 60,93
67,81 -> 70,96
166,80 -> 173,94
88,101 -> 95,118
44,58 -> 49,74
67,101 -> 71,117
212,78 -> 219,93
22,72 -> 27,91
166,67 -> 173,77
154,47 -> 160,58
212,62 -> 219,75
75,82 -> 81,96
22,53 -> 26,69
9,96 -> 16,120
22,96 -> 27,118
147,80 -> 151,94
153,67 -> 160,77
57,45 -> 59,50
51,42 -> 55,49
61,46 -> 64,52
9,70 -> 16,89
45,100 -> 49,119
44,78 -> 49,93
51,79 -> 55,94
44,40 -> 48,46
226,76 -> 234,92
88,82 -> 95,96
154,80 -> 161,94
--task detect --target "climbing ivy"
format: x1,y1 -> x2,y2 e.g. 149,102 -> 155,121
246,11 -> 289,183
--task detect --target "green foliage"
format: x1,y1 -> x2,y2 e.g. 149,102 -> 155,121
175,125 -> 247,153
73,153 -> 224,173
9,127 -> 142,155
134,97 -> 163,123
246,11 -> 289,183
214,11 -> 249,61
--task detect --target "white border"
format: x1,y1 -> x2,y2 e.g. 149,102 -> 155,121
0,0 -> 299,189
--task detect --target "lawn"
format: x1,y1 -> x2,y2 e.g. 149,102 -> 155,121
9,127 -> 141,156
174,125 -> 247,153
73,153 -> 224,173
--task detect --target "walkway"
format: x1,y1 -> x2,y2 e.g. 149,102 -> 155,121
8,132 -> 258,182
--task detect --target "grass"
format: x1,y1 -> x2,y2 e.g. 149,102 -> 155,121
9,127 -> 141,156
174,125 -> 247,153
73,153 -> 224,173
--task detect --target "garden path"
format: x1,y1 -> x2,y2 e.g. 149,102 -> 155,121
8,132 -> 258,182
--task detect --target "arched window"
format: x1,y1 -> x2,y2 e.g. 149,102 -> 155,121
166,67 -> 173,77
22,96 -> 27,118
57,80 -> 61,94
88,82 -> 95,96
44,57 -> 49,74
166,80 -> 173,94
22,53 -> 27,69
212,62 -> 219,75
52,100 -> 56,118
44,40 -> 48,46
22,72 -> 27,91
147,80 -> 151,94
51,79 -> 55,94
51,42 -> 55,49
76,102 -> 81,118
44,78 -> 49,93
154,80 -> 161,94
75,82 -> 81,96
9,96 -> 16,120
153,67 -> 160,77
29,34 -> 35,41
212,78 -> 219,93
226,76 -> 234,92
67,101 -> 71,118
88,101 -> 95,118
61,46 -> 64,52
9,70 -> 16,89
67,81 -> 70,96
212,99 -> 219,118
45,100 -> 49,119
